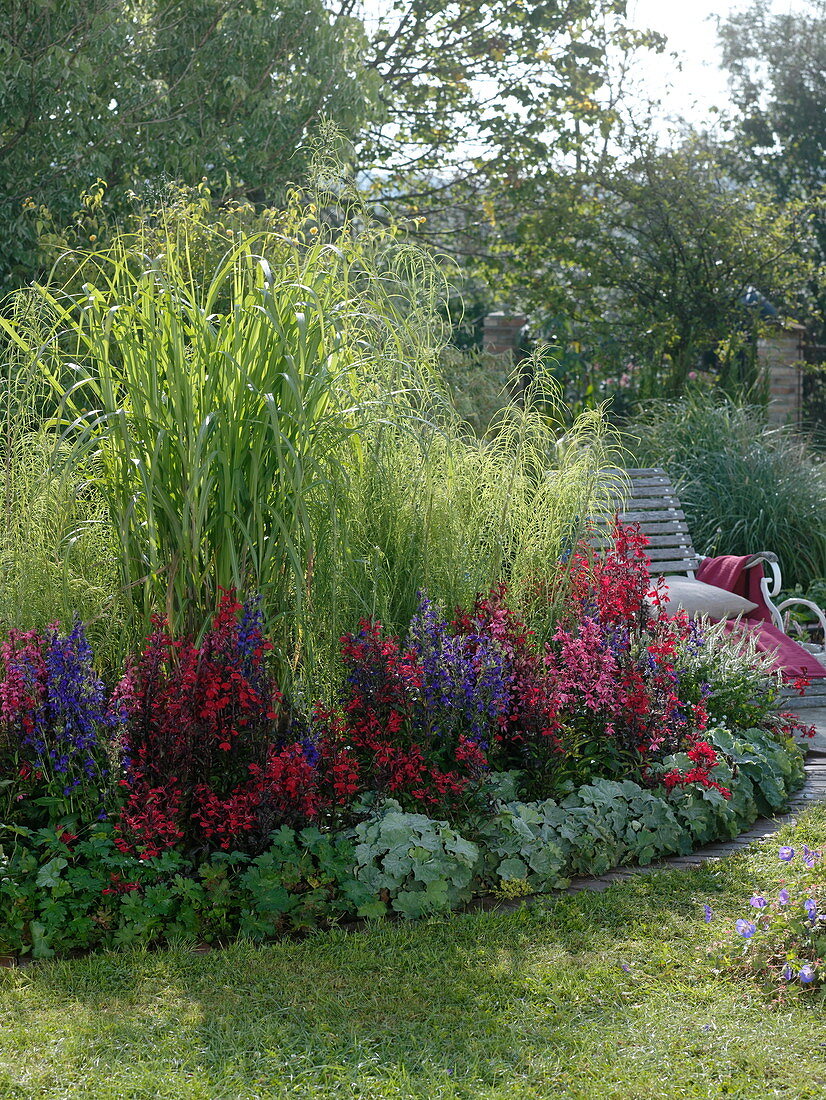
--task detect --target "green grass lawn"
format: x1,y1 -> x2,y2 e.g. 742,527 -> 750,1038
2,809 -> 826,1100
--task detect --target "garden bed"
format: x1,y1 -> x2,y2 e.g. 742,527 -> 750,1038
0,527 -> 809,959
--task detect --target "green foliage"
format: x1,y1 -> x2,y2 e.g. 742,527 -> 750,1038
331,371 -> 620,655
708,725 -> 806,818
473,800 -> 568,892
237,826 -> 359,939
562,780 -> 689,869
0,0 -> 374,289
492,142 -> 817,403
2,195 -> 619,686
717,0 -> 826,340
358,0 -> 659,189
352,803 -> 481,919
438,347 -> 518,438
656,726 -> 804,846
626,393 -> 826,589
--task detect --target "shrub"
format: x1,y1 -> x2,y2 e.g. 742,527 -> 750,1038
626,394 -> 826,589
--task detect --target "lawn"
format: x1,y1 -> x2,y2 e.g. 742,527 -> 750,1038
2,808 -> 825,1100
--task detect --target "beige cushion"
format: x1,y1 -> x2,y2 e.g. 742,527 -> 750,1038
659,576 -> 758,619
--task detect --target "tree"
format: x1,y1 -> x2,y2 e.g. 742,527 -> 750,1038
717,0 -> 826,203
488,142 -> 819,396
717,0 -> 826,338
0,0 -> 374,288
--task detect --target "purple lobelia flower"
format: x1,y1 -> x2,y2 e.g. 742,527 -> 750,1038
407,591 -> 509,751
0,619 -> 119,812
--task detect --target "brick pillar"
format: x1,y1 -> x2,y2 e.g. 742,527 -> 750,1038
483,312 -> 527,356
758,325 -> 805,426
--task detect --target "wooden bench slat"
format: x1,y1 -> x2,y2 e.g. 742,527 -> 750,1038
648,560 -> 700,574
646,547 -> 699,562
619,508 -> 688,524
619,498 -> 683,512
623,485 -> 684,499
633,533 -> 694,548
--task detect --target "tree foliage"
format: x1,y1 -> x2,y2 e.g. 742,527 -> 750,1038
490,142 -> 819,395
717,0 -> 826,202
0,0 -> 374,288
353,0 -> 649,170
717,0 -> 826,339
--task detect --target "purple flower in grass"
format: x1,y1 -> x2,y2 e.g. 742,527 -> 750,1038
735,919 -> 757,939
703,904 -> 714,923
778,847 -> 795,862
804,899 -> 818,919
750,895 -> 767,909
778,889 -> 790,906
799,965 -> 816,984
782,963 -> 794,981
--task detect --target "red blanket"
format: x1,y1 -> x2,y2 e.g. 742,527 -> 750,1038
696,554 -> 826,682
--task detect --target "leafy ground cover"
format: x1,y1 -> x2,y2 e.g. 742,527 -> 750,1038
2,807 -> 826,1100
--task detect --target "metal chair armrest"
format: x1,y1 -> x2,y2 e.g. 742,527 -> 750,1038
743,552 -> 782,598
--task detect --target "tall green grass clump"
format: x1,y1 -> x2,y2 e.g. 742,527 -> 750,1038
0,293 -> 129,672
315,365 -> 620,665
627,393 -> 826,589
1,179 -> 619,691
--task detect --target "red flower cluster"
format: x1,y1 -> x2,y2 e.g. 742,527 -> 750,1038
658,738 -> 732,799
317,619 -> 487,815
114,593 -> 295,857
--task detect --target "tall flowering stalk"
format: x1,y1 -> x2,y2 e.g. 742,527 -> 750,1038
408,593 -> 509,759
0,620 -> 115,823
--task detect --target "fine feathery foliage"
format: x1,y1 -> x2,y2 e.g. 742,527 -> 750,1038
0,292 -> 129,672
626,393 -> 826,589
0,194 -> 619,689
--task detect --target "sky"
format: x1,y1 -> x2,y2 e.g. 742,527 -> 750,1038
627,0 -> 810,129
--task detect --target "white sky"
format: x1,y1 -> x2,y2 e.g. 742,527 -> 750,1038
628,0 -> 811,130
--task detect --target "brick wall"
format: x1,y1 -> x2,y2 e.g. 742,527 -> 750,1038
482,312 -> 527,356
